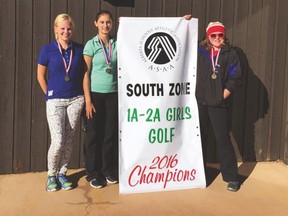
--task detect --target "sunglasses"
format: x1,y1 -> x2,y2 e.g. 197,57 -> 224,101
210,33 -> 224,39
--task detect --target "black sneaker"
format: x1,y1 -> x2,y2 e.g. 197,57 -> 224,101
106,176 -> 118,184
90,178 -> 107,189
227,181 -> 240,192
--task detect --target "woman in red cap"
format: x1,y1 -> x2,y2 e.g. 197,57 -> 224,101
185,16 -> 242,192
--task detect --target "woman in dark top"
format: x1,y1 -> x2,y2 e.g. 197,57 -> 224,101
196,21 -> 242,192
184,15 -> 242,192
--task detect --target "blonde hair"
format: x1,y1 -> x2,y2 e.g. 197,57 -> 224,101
54,14 -> 75,39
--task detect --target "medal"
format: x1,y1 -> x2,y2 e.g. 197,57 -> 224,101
65,75 -> 70,81
210,48 -> 221,80
98,35 -> 113,74
106,68 -> 112,73
57,41 -> 73,82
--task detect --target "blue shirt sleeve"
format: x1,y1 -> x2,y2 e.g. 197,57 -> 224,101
38,45 -> 49,66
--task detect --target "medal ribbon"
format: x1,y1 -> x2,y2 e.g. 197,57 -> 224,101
210,48 -> 221,72
57,41 -> 73,75
97,35 -> 112,67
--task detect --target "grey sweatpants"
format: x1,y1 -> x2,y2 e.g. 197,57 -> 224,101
46,95 -> 84,176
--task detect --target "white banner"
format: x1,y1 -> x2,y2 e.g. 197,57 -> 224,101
117,17 -> 206,194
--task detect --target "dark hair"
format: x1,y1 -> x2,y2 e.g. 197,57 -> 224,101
95,10 -> 113,22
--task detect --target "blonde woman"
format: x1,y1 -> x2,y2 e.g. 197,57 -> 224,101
37,14 -> 85,191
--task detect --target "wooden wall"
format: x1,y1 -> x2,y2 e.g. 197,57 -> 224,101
0,0 -> 288,174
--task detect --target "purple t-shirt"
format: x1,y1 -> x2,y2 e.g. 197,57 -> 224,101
38,40 -> 84,100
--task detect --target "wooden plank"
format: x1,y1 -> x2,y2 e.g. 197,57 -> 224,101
30,0 -> 50,172
244,0 -> 265,161
148,0 -> 162,17
283,23 -> 288,164
221,0 -> 235,40
267,0 -> 283,161
177,0 -> 192,17
206,0 -> 221,23
255,0 -> 275,160
83,0 -> 101,43
232,0 -> 259,162
273,0 -> 288,162
13,0 -> 33,173
233,0 -> 249,47
163,0 -> 177,17
230,0 -> 249,161
0,0 -> 16,174
133,0 -> 148,17
192,0 -> 207,40
283,23 -> 288,163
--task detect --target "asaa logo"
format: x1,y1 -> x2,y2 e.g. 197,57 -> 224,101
144,32 -> 177,65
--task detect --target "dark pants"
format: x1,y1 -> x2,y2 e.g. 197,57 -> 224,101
84,92 -> 118,181
198,103 -> 238,182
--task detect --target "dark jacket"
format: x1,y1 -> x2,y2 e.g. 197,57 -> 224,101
196,43 -> 242,107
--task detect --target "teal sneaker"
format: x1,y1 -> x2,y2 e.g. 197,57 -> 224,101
58,174 -> 73,190
46,175 -> 58,192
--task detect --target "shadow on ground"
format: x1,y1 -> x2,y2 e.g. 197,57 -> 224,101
205,162 -> 257,187
68,169 -> 86,188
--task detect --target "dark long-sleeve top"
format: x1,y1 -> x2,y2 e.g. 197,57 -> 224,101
196,43 -> 242,107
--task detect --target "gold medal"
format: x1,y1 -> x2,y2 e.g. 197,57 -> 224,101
211,72 -> 217,79
65,75 -> 70,81
211,48 -> 221,80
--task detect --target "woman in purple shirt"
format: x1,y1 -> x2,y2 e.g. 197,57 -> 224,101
37,14 -> 84,192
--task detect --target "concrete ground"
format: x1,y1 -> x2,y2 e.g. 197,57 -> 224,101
0,161 -> 287,216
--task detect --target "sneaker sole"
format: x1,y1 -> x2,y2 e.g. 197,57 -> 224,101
90,181 -> 106,189
227,186 -> 239,192
61,185 -> 73,190
106,179 -> 118,184
59,182 -> 73,190
46,187 -> 58,192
